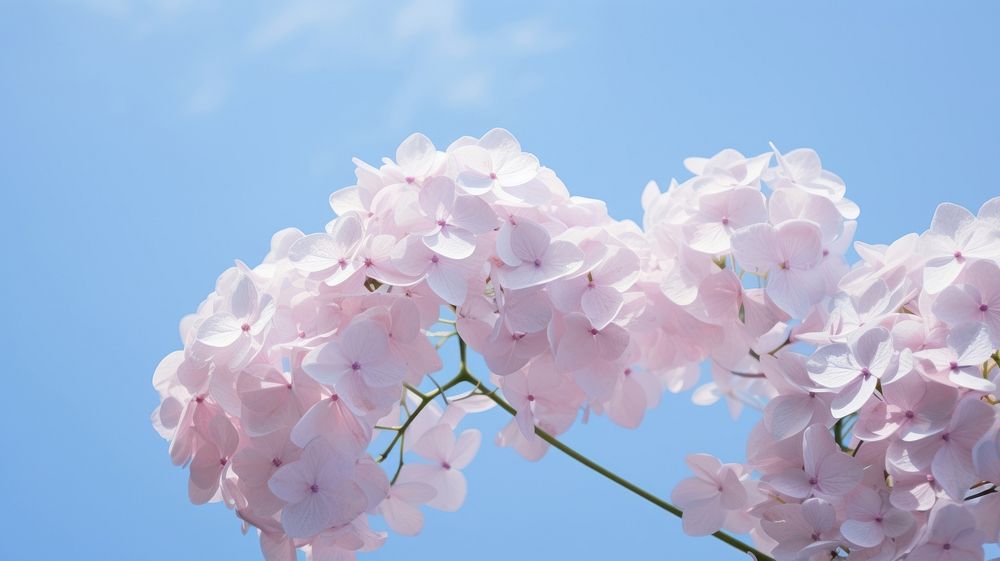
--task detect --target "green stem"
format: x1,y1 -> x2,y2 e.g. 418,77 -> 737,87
376,373 -> 471,462
467,372 -> 776,561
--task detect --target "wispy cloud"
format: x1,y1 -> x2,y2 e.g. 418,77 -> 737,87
78,0 -> 571,124
185,76 -> 229,114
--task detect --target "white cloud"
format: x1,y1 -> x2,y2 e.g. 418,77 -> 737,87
77,0 -> 571,123
185,76 -> 229,114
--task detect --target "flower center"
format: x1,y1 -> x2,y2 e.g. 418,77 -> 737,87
310,484 -> 320,493
980,303 -> 989,312
533,258 -> 542,268
953,250 -> 964,261
241,323 -> 252,333
943,544 -> 952,551
808,477 -> 818,485
589,328 -> 599,336
489,172 -> 497,180
860,367 -> 871,379
721,216 -> 730,225
351,361 -> 362,371
527,394 -> 535,402
405,176 -> 415,184
441,462 -> 452,470
431,255 -> 440,264
941,432 -> 950,442
949,361 -> 959,371
272,458 -> 283,468
905,410 -> 915,419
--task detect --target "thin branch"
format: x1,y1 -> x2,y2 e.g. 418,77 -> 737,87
464,370 -> 776,561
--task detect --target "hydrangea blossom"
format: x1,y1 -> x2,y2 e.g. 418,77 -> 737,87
152,131 -> 1000,561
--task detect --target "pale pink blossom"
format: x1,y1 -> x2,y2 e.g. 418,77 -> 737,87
920,202 -> 1000,294
766,424 -> 862,499
301,319 -> 406,415
412,176 -> 497,259
494,219 -> 584,290
933,260 -> 1000,346
267,437 -> 367,538
671,454 -> 749,536
196,272 -> 275,368
760,498 -> 842,561
840,488 -> 912,548
403,423 -> 481,512
730,219 -> 826,317
907,504 -> 985,561
807,326 -> 895,418
377,478 -> 436,536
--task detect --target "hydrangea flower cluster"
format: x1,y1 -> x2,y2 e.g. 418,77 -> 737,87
152,130 -> 1000,561
152,129 -> 655,560
664,169 -> 1000,559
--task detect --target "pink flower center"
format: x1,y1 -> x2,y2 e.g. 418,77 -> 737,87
512,331 -> 526,341
779,260 -> 789,270
943,544 -> 952,551
810,532 -> 821,541
441,462 -> 451,470
941,432 -> 951,442
808,477 -> 818,485
980,303 -> 989,312
860,367 -> 871,379
431,255 -> 440,264
527,394 -> 535,402
272,458 -> 283,467
310,484 -> 320,493
721,216 -> 730,225
241,323 -> 252,332
195,395 -> 205,403
624,368 -> 632,377
949,361 -> 959,371
533,258 -> 542,268
437,219 -> 447,227
338,257 -> 347,267
364,257 -> 374,267
926,474 -> 935,482
219,457 -> 228,466
905,410 -> 915,419
589,328 -> 599,336
405,176 -> 415,184
351,362 -> 362,371
874,516 -> 883,523
489,172 -> 497,180
953,250 -> 964,261
330,394 -> 340,402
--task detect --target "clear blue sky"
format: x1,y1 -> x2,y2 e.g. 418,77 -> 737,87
3,2 -> 999,560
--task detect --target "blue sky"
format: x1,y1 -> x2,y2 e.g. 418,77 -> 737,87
3,2 -> 999,560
